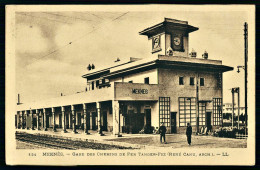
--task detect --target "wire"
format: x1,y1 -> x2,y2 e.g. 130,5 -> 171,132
17,13 -> 72,24
112,12 -> 129,21
24,11 -> 129,67
25,44 -> 71,67
41,12 -> 96,22
84,11 -> 104,20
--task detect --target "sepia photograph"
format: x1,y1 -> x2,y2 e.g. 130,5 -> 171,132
5,5 -> 255,165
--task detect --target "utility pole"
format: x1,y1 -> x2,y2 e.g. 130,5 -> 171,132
196,73 -> 199,133
236,22 -> 248,134
244,22 -> 248,134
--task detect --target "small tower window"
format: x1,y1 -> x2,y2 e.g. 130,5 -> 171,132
190,77 -> 194,85
96,80 -> 99,87
179,77 -> 184,85
144,77 -> 149,84
200,78 -> 204,86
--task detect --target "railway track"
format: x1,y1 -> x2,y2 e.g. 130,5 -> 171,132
16,132 -> 134,150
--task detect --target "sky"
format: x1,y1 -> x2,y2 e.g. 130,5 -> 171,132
14,7 -> 253,106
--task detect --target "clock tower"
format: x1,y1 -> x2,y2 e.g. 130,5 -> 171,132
139,18 -> 198,57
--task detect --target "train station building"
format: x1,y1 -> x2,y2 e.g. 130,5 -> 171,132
15,18 -> 233,136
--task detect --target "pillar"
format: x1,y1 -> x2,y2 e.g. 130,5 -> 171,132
90,112 -> 92,130
15,113 -> 17,129
76,112 -> 78,126
17,112 -> 20,129
25,110 -> 29,130
83,104 -> 90,134
19,111 -> 22,129
22,111 -> 25,129
52,107 -> 56,132
36,110 -> 40,130
24,111 -> 27,129
30,110 -> 34,130
71,105 -> 77,133
97,102 -> 103,135
69,111 -> 72,129
112,100 -> 122,137
61,106 -> 67,133
43,108 -> 47,131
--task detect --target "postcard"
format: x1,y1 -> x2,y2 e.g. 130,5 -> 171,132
5,4 -> 255,165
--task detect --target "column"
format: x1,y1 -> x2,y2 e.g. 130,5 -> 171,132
17,112 -> 20,129
30,110 -> 34,130
61,106 -> 67,133
22,111 -> 25,129
76,112 -> 78,127
36,109 -> 40,130
43,108 -> 47,131
71,105 -> 77,133
52,107 -> 57,132
112,100 -> 122,137
97,102 -> 103,135
19,111 -> 22,129
69,111 -> 72,129
24,111 -> 27,129
83,104 -> 90,134
15,113 -> 17,129
25,110 -> 29,130
89,112 -> 92,130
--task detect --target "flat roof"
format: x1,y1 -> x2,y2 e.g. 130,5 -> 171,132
139,18 -> 199,37
82,55 -> 233,80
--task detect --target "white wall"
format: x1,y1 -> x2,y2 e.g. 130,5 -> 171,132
158,68 -> 222,127
112,68 -> 158,84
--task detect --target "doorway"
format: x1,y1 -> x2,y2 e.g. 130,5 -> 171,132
171,112 -> 177,133
33,116 -> 37,129
125,111 -> 144,134
206,112 -> 212,131
65,114 -> 69,129
102,111 -> 107,131
92,112 -> 97,130
145,109 -> 151,127
59,114 -> 62,128
144,109 -> 152,133
86,112 -> 90,130
77,113 -> 82,129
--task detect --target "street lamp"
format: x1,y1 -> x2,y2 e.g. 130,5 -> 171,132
237,66 -> 244,73
237,65 -> 247,133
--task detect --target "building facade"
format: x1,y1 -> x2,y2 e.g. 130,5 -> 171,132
222,103 -> 246,123
223,103 -> 246,115
16,18 -> 233,136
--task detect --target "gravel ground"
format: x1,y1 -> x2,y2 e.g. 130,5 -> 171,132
16,132 -> 136,150
16,140 -> 48,149
106,134 -> 247,148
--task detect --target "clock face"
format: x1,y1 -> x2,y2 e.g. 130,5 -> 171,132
173,37 -> 181,46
